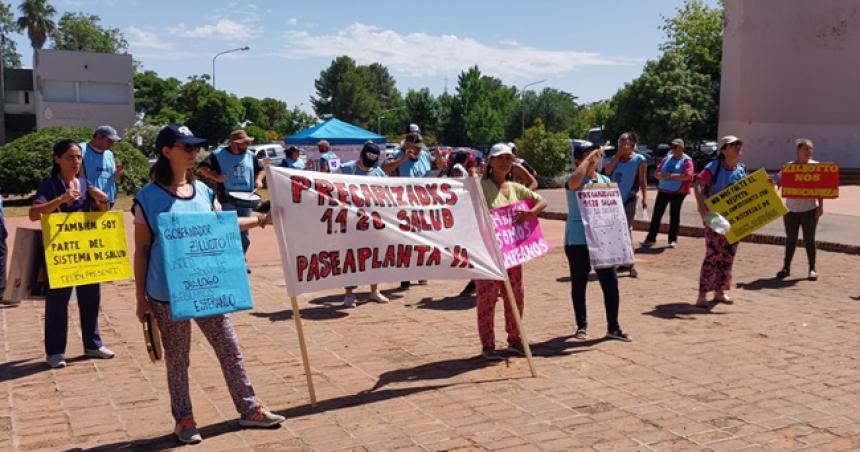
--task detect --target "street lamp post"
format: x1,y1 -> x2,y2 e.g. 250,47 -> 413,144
520,79 -> 547,138
212,46 -> 250,89
377,106 -> 405,134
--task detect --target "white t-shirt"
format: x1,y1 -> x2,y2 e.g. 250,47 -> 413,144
776,159 -> 820,213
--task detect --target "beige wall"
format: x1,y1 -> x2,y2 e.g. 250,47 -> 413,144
33,49 -> 135,134
720,0 -> 860,170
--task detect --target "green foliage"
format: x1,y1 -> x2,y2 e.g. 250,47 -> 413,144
176,75 -> 245,145
134,70 -> 182,120
0,2 -> 22,68
511,88 -> 580,139
274,106 -> 316,137
243,124 -> 269,143
404,88 -> 439,142
0,127 -> 148,196
16,0 -> 56,49
52,12 -> 127,53
514,120 -> 570,179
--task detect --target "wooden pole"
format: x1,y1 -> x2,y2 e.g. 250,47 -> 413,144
289,296 -> 317,406
502,278 -> 537,378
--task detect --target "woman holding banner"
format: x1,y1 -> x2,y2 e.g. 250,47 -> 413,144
564,141 -> 630,342
28,140 -> 112,369
132,124 -> 284,444
775,139 -> 822,281
476,143 -> 546,360
693,135 -> 747,307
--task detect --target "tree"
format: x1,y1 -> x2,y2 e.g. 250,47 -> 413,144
511,88 -> 579,140
311,56 -> 403,130
513,120 -> 570,181
259,97 -> 289,129
0,3 -> 22,68
52,12 -> 127,53
570,101 -> 613,139
178,75 -> 245,144
240,96 -> 266,128
16,0 -> 56,49
404,88 -> 439,141
274,106 -> 317,137
134,70 -> 182,121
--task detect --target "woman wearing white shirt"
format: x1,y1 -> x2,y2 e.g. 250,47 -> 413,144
775,138 -> 823,280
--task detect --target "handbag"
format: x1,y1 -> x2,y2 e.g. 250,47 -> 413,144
156,211 -> 253,320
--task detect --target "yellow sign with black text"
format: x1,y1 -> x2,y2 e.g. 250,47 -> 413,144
705,169 -> 788,244
41,212 -> 132,288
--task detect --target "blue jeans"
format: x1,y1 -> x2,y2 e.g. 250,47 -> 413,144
45,283 -> 103,355
221,202 -> 252,254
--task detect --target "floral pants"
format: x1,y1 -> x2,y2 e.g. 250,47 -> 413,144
699,227 -> 738,292
474,266 -> 524,349
150,301 -> 259,422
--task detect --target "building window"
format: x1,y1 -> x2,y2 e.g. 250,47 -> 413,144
41,80 -> 77,102
24,92 -> 30,104
79,82 -> 129,105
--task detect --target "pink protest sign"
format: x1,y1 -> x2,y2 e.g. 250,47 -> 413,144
489,199 -> 551,269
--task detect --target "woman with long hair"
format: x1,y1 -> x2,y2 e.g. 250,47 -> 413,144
775,138 -> 823,280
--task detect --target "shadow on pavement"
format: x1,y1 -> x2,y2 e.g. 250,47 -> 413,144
736,277 -> 801,291
307,289 -> 404,306
851,295 -> 860,301
556,274 -> 600,284
366,355 -> 510,392
411,295 -> 475,311
0,359 -> 48,383
81,384 -> 454,451
250,306 -> 349,322
643,302 -> 729,320
634,247 -> 667,255
529,335 -> 602,357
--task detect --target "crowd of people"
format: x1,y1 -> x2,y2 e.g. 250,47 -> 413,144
0,121 -> 828,444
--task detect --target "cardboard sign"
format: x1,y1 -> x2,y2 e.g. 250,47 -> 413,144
41,212 -> 132,289
489,199 -> 551,269
157,211 -> 253,321
780,163 -> 840,199
3,228 -> 44,301
706,168 -> 788,244
266,167 -> 508,296
577,185 -> 635,269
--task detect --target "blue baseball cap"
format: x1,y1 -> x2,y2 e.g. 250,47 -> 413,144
572,140 -> 599,159
155,124 -> 209,150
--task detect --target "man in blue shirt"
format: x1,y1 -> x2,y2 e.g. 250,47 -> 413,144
81,125 -> 123,207
603,131 -> 648,278
382,132 -> 447,178
340,142 -> 386,177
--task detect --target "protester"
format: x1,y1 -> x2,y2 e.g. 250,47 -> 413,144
383,132 -> 447,288
0,185 -> 6,304
603,132 -> 647,277
198,129 -> 265,255
693,135 -> 747,307
775,138 -> 823,280
641,138 -> 694,248
280,145 -> 305,169
316,139 -> 340,172
509,142 -> 538,177
445,149 -> 477,178
339,142 -> 390,307
133,124 -> 284,444
80,125 -> 123,208
564,141 -> 631,342
475,143 -> 546,360
28,140 -> 113,368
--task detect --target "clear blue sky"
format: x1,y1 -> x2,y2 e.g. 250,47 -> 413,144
9,0 -> 720,113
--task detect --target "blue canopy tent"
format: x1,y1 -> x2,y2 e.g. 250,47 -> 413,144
284,118 -> 386,145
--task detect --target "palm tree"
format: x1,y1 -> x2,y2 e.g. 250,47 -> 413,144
16,0 -> 56,49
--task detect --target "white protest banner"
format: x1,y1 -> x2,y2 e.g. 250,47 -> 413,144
267,167 -> 508,296
576,185 -> 635,269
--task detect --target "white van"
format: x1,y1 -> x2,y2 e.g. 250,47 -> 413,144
250,143 -> 286,164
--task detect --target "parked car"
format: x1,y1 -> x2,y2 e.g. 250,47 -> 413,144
691,141 -> 719,172
251,143 -> 287,165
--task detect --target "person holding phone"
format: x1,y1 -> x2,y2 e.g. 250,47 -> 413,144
29,140 -> 112,369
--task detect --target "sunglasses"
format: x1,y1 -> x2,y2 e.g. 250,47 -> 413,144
172,143 -> 200,153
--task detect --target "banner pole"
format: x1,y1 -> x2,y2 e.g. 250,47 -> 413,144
289,295 -> 317,406
502,277 -> 538,378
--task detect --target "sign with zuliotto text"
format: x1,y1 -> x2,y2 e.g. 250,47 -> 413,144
780,162 -> 839,199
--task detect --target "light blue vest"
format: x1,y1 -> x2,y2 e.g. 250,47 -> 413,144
134,181 -> 214,302
657,154 -> 691,193
80,142 -> 117,203
214,148 -> 255,192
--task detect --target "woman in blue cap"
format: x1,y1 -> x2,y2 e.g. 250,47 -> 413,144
133,124 -> 284,444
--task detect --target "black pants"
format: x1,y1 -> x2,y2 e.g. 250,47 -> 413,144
783,209 -> 818,271
44,283 -> 103,355
0,234 -> 6,296
564,245 -> 620,331
645,192 -> 686,243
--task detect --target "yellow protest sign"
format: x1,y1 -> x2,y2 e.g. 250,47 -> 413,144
705,168 -> 788,244
41,212 -> 132,288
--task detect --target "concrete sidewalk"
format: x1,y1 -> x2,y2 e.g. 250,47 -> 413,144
538,186 -> 860,253
2,214 -> 860,450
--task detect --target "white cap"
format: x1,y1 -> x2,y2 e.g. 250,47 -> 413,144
489,143 -> 514,158
507,142 -> 517,149
408,123 -> 421,133
718,135 -> 742,149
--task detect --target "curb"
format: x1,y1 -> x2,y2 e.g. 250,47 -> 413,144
539,212 -> 860,256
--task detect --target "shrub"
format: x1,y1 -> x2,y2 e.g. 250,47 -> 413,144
0,127 -> 149,196
514,120 -> 571,182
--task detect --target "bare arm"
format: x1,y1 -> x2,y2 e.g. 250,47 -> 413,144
382,153 -> 408,175
29,192 -> 76,221
566,150 -> 601,190
198,166 -> 227,183
237,213 -> 271,232
133,224 -> 154,322
639,161 -> 648,207
512,164 -> 538,190
603,152 -> 621,175
693,179 -> 710,218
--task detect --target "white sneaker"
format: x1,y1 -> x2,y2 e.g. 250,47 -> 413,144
368,292 -> 389,304
85,346 -> 115,359
46,354 -> 66,368
668,241 -> 677,248
342,295 -> 356,308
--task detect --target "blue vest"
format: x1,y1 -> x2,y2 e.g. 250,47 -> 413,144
609,153 -> 645,203
80,142 -> 117,203
134,181 -> 214,302
704,160 -> 747,196
657,154 -> 691,193
214,148 -> 255,192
